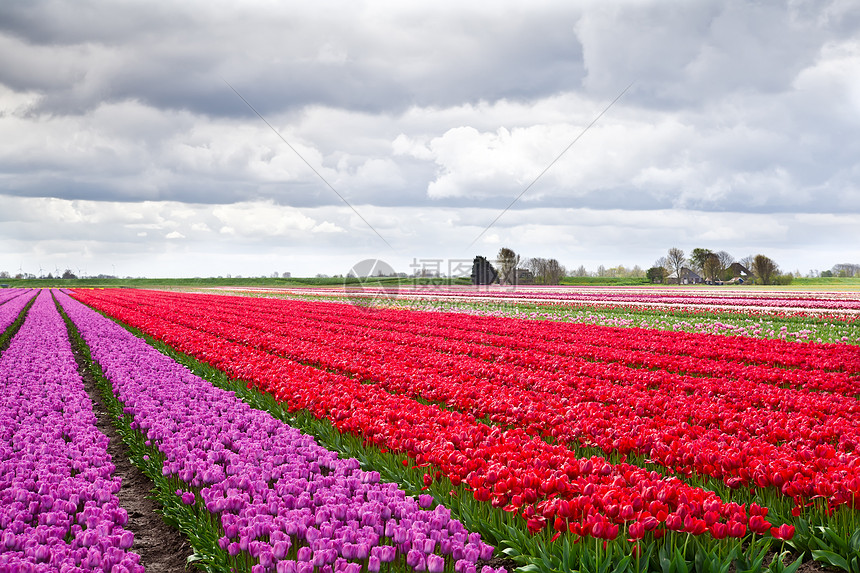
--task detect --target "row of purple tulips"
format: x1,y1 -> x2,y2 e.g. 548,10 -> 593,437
0,290 -> 143,572
0,289 -> 36,335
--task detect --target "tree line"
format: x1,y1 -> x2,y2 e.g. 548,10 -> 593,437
649,247 -> 791,285
472,249 -> 647,285
470,246 -> 850,287
472,248 -> 568,285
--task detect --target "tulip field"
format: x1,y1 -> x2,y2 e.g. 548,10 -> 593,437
1,286 -> 859,573
2,289 -> 501,573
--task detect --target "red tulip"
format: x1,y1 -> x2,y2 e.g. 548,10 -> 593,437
727,520 -> 747,538
770,524 -> 795,540
749,515 -> 771,535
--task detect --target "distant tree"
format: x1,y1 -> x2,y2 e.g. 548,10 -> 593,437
524,257 -> 547,282
690,248 -> 713,274
666,248 -> 686,282
523,257 -> 564,284
716,251 -> 734,280
607,265 -> 625,278
62,269 -> 77,279
497,247 -> 520,286
281,272 -> 291,278
646,267 -> 666,283
630,265 -> 645,278
0,271 -> 9,279
752,254 -> 778,285
596,264 -> 608,277
702,253 -> 721,281
821,270 -> 834,278
833,263 -> 860,277
471,256 -> 498,285
740,255 -> 755,272
544,259 -> 565,285
570,265 -> 589,277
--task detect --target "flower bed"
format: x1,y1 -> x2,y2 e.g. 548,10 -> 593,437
69,289 -> 786,546
0,290 -> 142,572
71,289 -> 860,516
0,289 -> 36,335
57,290 -> 504,573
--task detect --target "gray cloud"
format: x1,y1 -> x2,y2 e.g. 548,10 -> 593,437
1,0 -> 859,276
0,1 -> 586,116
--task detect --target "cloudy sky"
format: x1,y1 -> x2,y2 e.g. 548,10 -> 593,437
1,0 -> 858,278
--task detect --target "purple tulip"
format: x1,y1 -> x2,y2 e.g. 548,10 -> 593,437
33,545 -> 50,563
406,548 -> 424,568
296,546 -> 312,562
480,542 -> 495,560
427,554 -> 446,573
272,540 -> 290,559
259,549 -> 275,568
119,531 -> 134,549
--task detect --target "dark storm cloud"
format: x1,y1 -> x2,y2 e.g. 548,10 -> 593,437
0,1 -> 586,117
0,0 -> 187,46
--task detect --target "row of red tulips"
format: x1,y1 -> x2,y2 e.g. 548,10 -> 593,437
74,289 -> 860,515
144,289 -> 860,377
186,291 -> 860,393
71,288 -> 799,544
195,290 -> 860,395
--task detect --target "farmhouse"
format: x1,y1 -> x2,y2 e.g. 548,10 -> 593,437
515,268 -> 535,285
727,262 -> 754,283
667,267 -> 703,285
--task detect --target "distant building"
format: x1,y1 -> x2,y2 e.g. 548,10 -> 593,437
667,267 -> 703,285
726,262 -> 754,284
515,268 -> 535,285
727,263 -> 753,280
